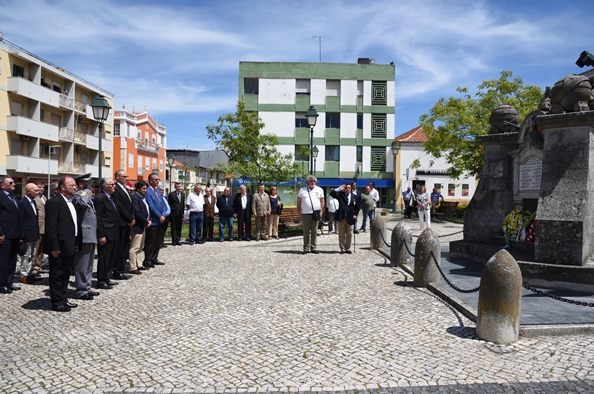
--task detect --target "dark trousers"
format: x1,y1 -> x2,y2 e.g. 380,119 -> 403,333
0,238 -> 19,286
115,225 -> 130,273
49,253 -> 74,307
144,225 -> 160,264
237,209 -> 251,239
202,216 -> 214,240
170,211 -> 183,244
97,239 -> 118,284
160,216 -> 170,246
404,200 -> 412,218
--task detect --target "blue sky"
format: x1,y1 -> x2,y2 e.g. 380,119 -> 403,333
2,0 -> 593,150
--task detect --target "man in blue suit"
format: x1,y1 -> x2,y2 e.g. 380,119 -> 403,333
144,173 -> 167,267
0,175 -> 23,293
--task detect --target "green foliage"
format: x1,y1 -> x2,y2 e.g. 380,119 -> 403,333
419,71 -> 543,179
206,101 -> 307,186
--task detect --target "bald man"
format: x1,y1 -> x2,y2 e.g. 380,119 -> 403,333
18,183 -> 40,284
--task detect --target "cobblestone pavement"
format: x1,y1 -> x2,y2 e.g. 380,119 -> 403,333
1,216 -> 593,393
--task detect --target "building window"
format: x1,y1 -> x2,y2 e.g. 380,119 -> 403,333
296,79 -> 310,95
81,94 -> 89,105
325,113 -> 340,129
371,81 -> 387,105
325,145 -> 340,162
295,145 -> 309,161
244,78 -> 259,94
371,114 -> 386,138
434,183 -> 442,191
12,64 -> 24,78
370,147 -> 386,171
326,80 -> 340,96
295,114 -> 308,128
145,157 -> 150,170
136,130 -> 141,140
357,113 -> 363,130
52,82 -> 62,93
448,184 -> 456,196
357,80 -> 363,96
356,146 -> 363,162
462,184 -> 469,196
114,124 -> 120,136
128,154 -> 134,168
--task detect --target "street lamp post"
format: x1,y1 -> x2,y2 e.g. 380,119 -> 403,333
167,154 -> 175,193
305,106 -> 319,175
312,146 -> 319,175
391,141 -> 400,212
47,144 -> 61,199
91,95 -> 112,181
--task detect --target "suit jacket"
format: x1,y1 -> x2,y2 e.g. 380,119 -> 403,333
330,189 -> 360,225
94,191 -> 120,241
217,194 -> 235,217
34,195 -> 46,235
203,194 -> 217,217
131,192 -> 150,235
233,193 -> 252,216
252,192 -> 271,216
145,185 -> 167,226
0,191 -> 22,240
113,183 -> 135,226
43,194 -> 79,256
72,189 -> 97,244
168,191 -> 185,215
18,196 -> 39,243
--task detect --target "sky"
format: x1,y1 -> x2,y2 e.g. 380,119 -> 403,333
1,0 -> 593,150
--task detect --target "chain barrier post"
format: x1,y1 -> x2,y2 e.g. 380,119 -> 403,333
477,249 -> 522,344
370,215 -> 386,251
414,228 -> 440,288
391,221 -> 413,268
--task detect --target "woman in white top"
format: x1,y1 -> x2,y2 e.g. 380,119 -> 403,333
415,185 -> 431,230
326,192 -> 340,234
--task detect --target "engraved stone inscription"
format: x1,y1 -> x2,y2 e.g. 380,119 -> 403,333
519,157 -> 542,191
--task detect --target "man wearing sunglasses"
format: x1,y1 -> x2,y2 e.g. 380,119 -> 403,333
0,176 -> 22,294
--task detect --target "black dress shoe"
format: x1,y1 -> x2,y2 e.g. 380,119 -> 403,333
346,250 -> 353,254
160,244 -> 167,248
153,261 -> 165,265
65,301 -> 78,308
106,280 -> 119,286
52,305 -> 70,312
311,250 -> 319,254
353,230 -> 359,234
97,282 -> 113,289
77,293 -> 94,300
9,284 -> 21,291
176,242 -> 182,246
245,237 -> 251,242
112,272 -> 131,280
89,291 -> 100,296
0,286 -> 12,294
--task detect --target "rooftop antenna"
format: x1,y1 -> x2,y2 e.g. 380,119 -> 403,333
312,35 -> 331,62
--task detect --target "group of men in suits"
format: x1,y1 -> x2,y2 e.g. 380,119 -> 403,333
0,170 -> 170,312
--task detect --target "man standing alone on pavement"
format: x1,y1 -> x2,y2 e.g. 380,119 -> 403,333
402,186 -> 414,218
297,175 -> 325,254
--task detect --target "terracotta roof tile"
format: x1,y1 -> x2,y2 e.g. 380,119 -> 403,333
394,126 -> 428,143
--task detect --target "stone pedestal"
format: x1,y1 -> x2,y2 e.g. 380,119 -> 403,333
534,112 -> 594,266
463,133 -> 518,242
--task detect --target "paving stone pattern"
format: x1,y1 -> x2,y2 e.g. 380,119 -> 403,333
1,217 -> 593,393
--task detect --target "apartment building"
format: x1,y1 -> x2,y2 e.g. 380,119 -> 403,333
166,148 -> 229,195
113,109 -> 167,187
0,37 -> 114,197
238,60 -> 396,206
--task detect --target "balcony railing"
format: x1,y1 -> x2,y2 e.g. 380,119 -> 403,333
136,139 -> 160,153
74,131 -> 87,144
59,161 -> 73,172
60,94 -> 73,109
59,127 -> 74,140
74,100 -> 87,112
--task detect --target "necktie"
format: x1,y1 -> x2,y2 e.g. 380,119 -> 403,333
177,192 -> 181,202
8,193 -> 17,208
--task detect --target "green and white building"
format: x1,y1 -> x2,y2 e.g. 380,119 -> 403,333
238,60 -> 396,207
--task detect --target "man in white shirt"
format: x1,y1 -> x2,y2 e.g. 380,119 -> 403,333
297,175 -> 325,254
185,184 -> 205,244
369,182 -> 380,210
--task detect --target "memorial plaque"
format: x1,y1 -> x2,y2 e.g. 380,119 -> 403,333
519,157 -> 542,191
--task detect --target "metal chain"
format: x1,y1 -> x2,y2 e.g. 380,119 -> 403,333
437,230 -> 464,238
429,250 -> 480,293
377,229 -> 391,248
401,239 -> 415,257
522,284 -> 594,307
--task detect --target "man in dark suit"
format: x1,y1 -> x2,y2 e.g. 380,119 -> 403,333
130,181 -> 151,274
112,170 -> 134,280
167,182 -> 185,246
330,183 -> 360,254
94,177 -> 121,289
216,187 -> 235,241
44,176 -> 80,311
233,185 -> 252,241
0,175 -> 23,294
18,183 -> 40,284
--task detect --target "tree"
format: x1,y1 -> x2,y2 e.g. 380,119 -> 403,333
419,71 -> 543,179
206,101 -> 307,186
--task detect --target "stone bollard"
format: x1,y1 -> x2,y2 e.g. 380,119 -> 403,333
391,221 -> 413,267
413,228 -> 440,288
476,249 -> 522,344
370,215 -> 387,251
